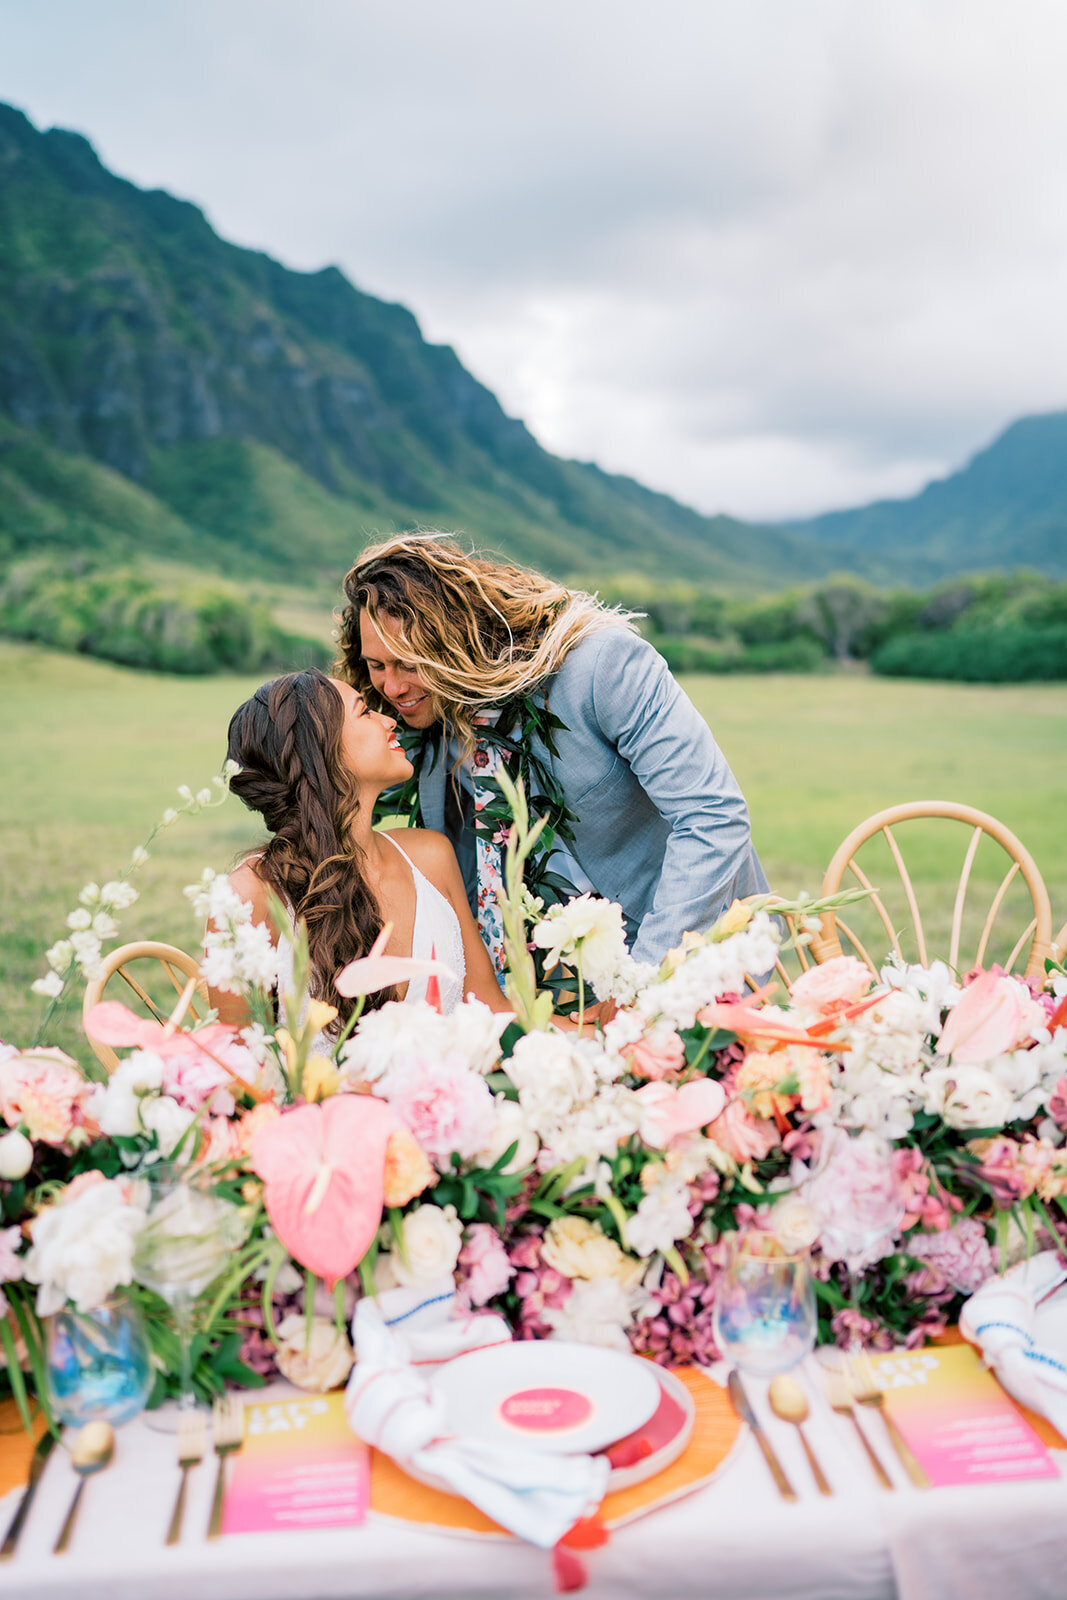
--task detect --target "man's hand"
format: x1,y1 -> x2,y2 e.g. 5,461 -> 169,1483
569,997 -> 618,1030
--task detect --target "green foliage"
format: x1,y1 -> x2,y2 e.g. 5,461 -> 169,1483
871,625 -> 1067,683
0,557 -> 329,674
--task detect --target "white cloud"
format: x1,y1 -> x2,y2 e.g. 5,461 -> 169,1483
2,0 -> 1067,519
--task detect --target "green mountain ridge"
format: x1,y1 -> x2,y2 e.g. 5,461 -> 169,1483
0,102 -> 828,593
785,413 -> 1067,581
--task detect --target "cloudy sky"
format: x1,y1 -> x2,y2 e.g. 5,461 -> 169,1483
3,0 -> 1066,520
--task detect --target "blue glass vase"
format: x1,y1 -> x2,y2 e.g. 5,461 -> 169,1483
46,1292 -> 153,1428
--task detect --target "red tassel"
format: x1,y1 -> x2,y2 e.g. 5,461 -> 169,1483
561,1513 -> 609,1549
552,1543 -> 588,1592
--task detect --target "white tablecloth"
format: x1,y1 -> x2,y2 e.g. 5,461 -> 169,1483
4,1363 -> 1067,1600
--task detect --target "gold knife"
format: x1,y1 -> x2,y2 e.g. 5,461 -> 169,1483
727,1370 -> 798,1501
1,1427 -> 58,1561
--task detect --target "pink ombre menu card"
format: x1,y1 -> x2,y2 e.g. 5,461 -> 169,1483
221,1393 -> 370,1534
865,1344 -> 1060,1488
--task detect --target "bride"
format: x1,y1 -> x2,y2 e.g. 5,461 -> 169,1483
213,667 -> 512,1028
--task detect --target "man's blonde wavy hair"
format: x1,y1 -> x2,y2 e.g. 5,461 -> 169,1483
336,533 -> 638,755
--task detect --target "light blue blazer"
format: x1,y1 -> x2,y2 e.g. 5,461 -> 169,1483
417,627 -> 768,965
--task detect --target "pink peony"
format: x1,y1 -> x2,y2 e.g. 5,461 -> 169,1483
908,1216 -> 996,1295
458,1223 -> 515,1308
803,1128 -> 904,1273
790,957 -> 873,1014
0,1048 -> 93,1145
162,1045 -> 239,1116
936,971 -> 1045,1064
705,1096 -> 780,1163
375,1055 -> 496,1169
623,1027 -> 686,1082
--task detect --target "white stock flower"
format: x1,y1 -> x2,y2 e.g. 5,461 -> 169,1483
385,1204 -> 463,1288
532,895 -> 632,998
100,881 -> 138,911
130,846 -> 150,869
160,809 -> 179,828
24,1178 -> 148,1315
636,914 -> 781,1030
66,908 -> 92,932
626,1173 -> 693,1258
78,883 -> 101,907
91,912 -> 118,940
45,940 -> 74,973
196,788 -> 213,806
31,972 -> 64,999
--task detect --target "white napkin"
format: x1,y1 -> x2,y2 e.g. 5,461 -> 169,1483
345,1293 -> 610,1549
370,1275 -> 514,1368
960,1251 -> 1067,1438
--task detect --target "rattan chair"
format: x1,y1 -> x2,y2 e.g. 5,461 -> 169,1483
809,801 -> 1053,982
1053,923 -> 1067,969
83,941 -> 209,1073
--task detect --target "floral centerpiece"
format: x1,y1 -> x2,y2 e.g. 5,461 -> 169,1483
2,768 -> 1066,1431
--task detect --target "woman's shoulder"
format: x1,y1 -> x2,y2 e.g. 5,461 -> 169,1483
378,826 -> 456,874
228,857 -> 273,920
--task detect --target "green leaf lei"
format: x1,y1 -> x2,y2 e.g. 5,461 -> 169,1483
373,689 -> 579,912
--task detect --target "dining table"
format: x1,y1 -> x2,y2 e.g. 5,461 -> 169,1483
3,1360 -> 1067,1600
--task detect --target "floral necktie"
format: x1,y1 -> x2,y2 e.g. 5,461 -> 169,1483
468,717 -> 507,974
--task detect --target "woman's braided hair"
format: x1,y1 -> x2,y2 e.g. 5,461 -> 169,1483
225,668 -> 392,1022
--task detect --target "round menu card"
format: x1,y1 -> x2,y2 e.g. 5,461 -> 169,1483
430,1340 -> 662,1455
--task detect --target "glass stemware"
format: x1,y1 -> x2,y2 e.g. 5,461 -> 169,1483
132,1162 -> 243,1427
713,1238 -> 817,1377
46,1291 -> 153,1429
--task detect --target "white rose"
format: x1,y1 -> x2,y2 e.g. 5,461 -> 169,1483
0,1130 -> 34,1181
768,1193 -> 820,1254
543,1277 -> 638,1351
923,1065 -> 1016,1130
273,1314 -> 354,1391
388,1204 -> 463,1288
140,1096 -> 195,1157
478,1098 -> 539,1174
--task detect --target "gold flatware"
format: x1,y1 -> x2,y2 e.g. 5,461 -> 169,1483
1,1427 -> 58,1561
207,1394 -> 244,1539
767,1375 -> 833,1496
167,1411 -> 206,1546
849,1354 -> 930,1490
727,1370 -> 797,1501
53,1421 -> 115,1554
824,1365 -> 894,1490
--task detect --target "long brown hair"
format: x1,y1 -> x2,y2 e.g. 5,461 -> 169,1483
336,534 -> 637,756
225,669 -> 390,1022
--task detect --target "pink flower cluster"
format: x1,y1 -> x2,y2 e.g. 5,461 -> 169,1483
893,1148 -> 962,1231
377,1055 -> 495,1168
630,1243 -> 723,1367
457,1223 -> 514,1308
908,1216 -> 996,1295
0,1047 -> 95,1146
509,1231 -> 571,1338
972,1135 -> 1049,1206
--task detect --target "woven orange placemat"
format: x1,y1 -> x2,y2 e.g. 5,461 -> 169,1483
0,1400 -> 48,1500
368,1365 -> 741,1536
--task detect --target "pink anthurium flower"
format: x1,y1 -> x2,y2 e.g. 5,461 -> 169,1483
83,1002 -> 264,1099
250,1096 -> 399,1286
334,949 -> 457,999
635,1079 -> 728,1148
936,971 -> 1045,1064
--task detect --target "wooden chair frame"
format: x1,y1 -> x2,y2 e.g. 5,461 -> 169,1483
810,801 -> 1053,982
83,941 -> 209,1073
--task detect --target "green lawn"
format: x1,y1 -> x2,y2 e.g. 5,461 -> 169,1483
3,641 -> 1064,1055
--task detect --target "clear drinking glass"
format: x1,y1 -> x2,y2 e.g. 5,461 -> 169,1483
713,1239 -> 817,1376
46,1291 -> 153,1428
132,1163 -> 242,1426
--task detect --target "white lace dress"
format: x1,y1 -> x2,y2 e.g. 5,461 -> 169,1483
271,832 -> 467,1048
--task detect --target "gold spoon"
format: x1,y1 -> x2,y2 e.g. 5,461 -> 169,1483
768,1375 -> 832,1496
53,1421 -> 115,1554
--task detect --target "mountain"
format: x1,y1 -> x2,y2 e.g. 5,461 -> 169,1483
0,102 -> 830,593
785,414 -> 1067,582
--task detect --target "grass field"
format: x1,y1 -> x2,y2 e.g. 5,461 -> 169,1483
3,639 -> 1065,1055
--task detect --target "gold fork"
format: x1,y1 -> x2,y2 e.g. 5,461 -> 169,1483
848,1354 -> 930,1490
207,1394 -> 245,1539
824,1365 -> 894,1490
167,1411 -> 206,1545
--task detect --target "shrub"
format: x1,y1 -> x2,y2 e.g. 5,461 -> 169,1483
871,627 -> 1067,683
0,559 -> 329,675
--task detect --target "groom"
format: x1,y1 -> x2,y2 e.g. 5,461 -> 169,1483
336,535 -> 768,970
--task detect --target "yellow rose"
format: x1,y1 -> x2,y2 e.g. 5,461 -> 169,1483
735,1051 -> 792,1120
541,1216 -> 645,1289
383,1127 -> 436,1206
273,1314 -> 353,1392
302,1056 -> 341,1103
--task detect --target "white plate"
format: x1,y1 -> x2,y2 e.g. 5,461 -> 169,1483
430,1340 -> 662,1456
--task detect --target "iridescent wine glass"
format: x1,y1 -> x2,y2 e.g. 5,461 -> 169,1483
713,1237 -> 817,1377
